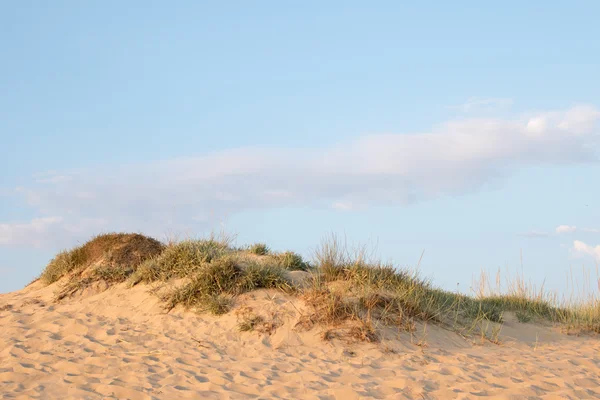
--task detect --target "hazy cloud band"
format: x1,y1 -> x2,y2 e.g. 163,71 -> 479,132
2,104 -> 599,248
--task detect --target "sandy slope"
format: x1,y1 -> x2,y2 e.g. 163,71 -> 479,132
1,281 -> 600,400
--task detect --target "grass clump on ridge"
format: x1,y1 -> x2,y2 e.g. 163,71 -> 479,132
42,232 -> 294,313
41,233 -> 165,285
269,251 -> 311,271
163,256 -> 291,314
130,236 -> 232,285
122,234 -> 293,314
248,243 -> 270,255
130,236 -> 311,288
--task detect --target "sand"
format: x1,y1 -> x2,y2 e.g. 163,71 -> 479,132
1,281 -> 600,399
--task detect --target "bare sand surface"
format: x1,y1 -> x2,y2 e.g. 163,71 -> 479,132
2,281 -> 600,399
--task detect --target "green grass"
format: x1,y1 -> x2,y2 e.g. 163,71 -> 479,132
248,243 -> 270,255
130,236 -> 233,284
269,251 -> 311,271
163,257 -> 290,314
516,310 -> 533,323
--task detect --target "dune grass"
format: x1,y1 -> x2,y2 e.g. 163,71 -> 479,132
129,235 -> 310,285
269,251 -> 311,271
247,243 -> 270,256
41,233 -> 165,285
41,233 -> 304,312
125,236 -> 305,313
39,231 -> 600,339
129,236 -> 234,284
161,256 -> 291,313
303,234 -> 600,339
470,268 -> 600,333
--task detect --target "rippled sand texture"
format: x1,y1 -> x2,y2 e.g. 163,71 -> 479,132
2,281 -> 600,399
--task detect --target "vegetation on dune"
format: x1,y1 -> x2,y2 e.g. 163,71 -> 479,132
41,232 -> 306,315
269,251 -> 311,271
303,234 -> 600,340
126,236 -> 304,314
247,243 -> 270,256
161,256 -> 291,314
41,233 -> 165,285
129,237 -> 233,284
38,231 -> 600,341
129,236 -> 310,286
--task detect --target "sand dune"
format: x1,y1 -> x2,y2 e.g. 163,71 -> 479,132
1,281 -> 600,399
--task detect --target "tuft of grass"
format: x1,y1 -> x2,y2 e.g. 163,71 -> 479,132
41,233 -> 164,285
93,264 -> 133,283
130,236 -> 232,285
270,251 -> 311,271
349,321 -> 380,343
313,234 -> 348,281
516,310 -> 533,323
163,257 -> 241,310
238,314 -> 265,331
237,261 -> 292,292
42,246 -> 90,284
205,294 -> 233,315
163,256 -> 290,314
55,263 -> 146,301
248,243 -> 270,255
302,286 -> 358,326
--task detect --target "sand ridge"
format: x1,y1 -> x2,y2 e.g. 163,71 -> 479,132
1,281 -> 600,399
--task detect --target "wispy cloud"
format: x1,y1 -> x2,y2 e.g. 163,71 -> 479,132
555,226 -> 600,234
0,217 -> 64,248
0,216 -> 106,248
556,225 -> 577,234
521,225 -> 600,239
2,104 -> 599,248
572,240 -> 600,262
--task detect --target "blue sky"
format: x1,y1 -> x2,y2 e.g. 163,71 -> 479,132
1,1 -> 599,295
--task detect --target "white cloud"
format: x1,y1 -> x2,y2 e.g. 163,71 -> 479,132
572,240 -> 600,262
556,225 -> 577,234
526,117 -> 547,137
558,106 -> 600,134
0,216 -> 106,248
2,104 -> 599,248
0,217 -> 64,247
